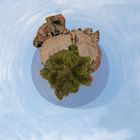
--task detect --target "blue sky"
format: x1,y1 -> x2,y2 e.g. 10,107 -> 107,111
0,0 -> 140,139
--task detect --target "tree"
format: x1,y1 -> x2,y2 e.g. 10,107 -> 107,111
40,44 -> 93,100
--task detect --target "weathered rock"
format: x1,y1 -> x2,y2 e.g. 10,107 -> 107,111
92,30 -> 100,41
83,28 -> 93,35
33,14 -> 69,48
40,30 -> 101,72
77,28 -> 82,31
33,14 -> 102,72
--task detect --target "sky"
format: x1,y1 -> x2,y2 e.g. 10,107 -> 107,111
0,0 -> 140,140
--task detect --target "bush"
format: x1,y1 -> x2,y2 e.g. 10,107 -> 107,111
40,44 -> 93,100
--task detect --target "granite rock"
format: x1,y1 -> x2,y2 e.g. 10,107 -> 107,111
40,30 -> 101,72
33,14 -> 101,72
33,14 -> 69,48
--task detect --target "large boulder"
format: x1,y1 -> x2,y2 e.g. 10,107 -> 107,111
33,14 -> 101,72
33,14 -> 69,48
40,30 -> 101,72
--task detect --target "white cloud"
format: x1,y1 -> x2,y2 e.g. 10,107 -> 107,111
25,14 -> 40,27
55,0 -> 69,5
40,128 -> 132,140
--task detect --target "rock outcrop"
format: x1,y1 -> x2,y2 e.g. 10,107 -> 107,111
41,30 -> 101,72
33,14 -> 69,48
33,14 -> 102,72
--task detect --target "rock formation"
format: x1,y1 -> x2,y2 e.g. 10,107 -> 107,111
33,14 -> 101,72
40,30 -> 101,72
33,14 -> 102,99
33,14 -> 70,48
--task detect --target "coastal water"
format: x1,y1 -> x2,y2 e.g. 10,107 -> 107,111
0,0 -> 140,139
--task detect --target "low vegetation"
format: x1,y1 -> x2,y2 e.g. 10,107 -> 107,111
40,44 -> 93,100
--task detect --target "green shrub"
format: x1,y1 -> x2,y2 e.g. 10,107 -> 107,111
40,44 -> 93,100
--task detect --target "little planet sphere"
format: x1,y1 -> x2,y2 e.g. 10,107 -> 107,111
33,14 -> 102,100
